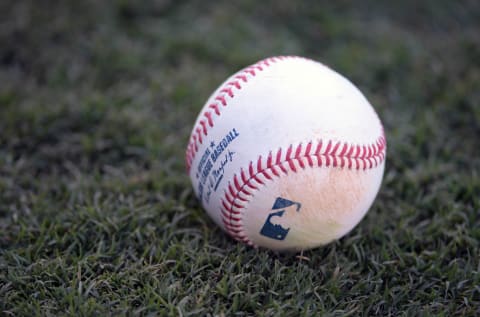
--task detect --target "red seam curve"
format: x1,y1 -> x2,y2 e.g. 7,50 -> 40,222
185,56 -> 304,173
220,134 -> 387,246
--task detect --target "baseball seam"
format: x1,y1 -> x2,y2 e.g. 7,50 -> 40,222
185,55 -> 305,172
220,134 -> 387,246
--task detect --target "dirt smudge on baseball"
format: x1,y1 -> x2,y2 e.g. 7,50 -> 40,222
274,166 -> 375,243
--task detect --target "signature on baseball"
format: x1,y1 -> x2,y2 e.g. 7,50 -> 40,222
205,150 -> 235,203
196,128 -> 240,203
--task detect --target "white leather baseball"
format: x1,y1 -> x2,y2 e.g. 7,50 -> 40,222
186,56 -> 386,251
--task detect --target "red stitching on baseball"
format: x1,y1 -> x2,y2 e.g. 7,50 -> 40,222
285,145 -> 296,172
235,74 -> 248,82
195,128 -> 203,144
241,168 -> 258,190
228,81 -> 241,89
199,120 -> 208,133
225,215 -> 241,222
209,104 -> 220,115
339,143 -> 348,156
203,112 -> 213,128
185,56 -> 302,172
295,144 -> 305,169
240,186 -> 252,196
216,95 -> 227,106
233,175 -> 242,192
220,134 -> 386,244
220,87 -> 234,97
332,154 -> 338,167
248,162 -> 264,185
221,200 -> 230,212
225,222 -> 242,228
244,68 -> 256,76
224,193 -> 234,205
266,152 -> 279,177
324,140 -> 332,155
227,183 -> 235,197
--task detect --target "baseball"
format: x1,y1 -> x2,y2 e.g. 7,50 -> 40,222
186,56 -> 386,251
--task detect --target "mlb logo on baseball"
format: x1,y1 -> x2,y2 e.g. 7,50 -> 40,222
260,197 -> 302,241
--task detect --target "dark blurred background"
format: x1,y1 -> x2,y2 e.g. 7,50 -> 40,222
1,1 -> 479,315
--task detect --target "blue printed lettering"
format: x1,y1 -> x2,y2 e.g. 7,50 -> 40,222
195,128 -> 240,204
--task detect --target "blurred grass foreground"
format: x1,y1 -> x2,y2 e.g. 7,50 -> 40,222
1,1 -> 479,316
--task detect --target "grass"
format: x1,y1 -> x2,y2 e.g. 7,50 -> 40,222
1,0 -> 479,315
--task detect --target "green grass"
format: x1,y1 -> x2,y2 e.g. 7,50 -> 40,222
1,0 -> 479,316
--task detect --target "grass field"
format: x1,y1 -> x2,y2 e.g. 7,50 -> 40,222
1,1 -> 479,316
